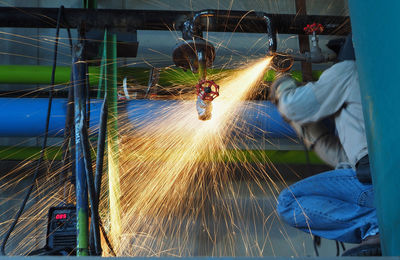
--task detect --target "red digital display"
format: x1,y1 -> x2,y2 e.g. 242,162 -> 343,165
55,213 -> 67,220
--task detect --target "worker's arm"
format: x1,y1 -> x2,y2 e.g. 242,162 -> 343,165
291,120 -> 350,168
273,60 -> 356,124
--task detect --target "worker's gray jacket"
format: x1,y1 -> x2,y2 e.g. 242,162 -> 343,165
276,60 -> 368,167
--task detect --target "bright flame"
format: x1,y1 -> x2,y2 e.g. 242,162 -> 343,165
207,57 -> 271,126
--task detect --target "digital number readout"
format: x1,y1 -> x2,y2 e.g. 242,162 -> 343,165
55,213 -> 67,220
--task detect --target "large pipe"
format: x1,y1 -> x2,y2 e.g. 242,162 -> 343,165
349,0 -> 400,256
0,98 -> 295,138
0,65 -> 97,85
0,65 -> 324,87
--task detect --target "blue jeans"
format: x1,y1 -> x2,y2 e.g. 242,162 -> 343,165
277,168 -> 378,243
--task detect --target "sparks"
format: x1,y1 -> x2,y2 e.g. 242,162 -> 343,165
107,57 -> 273,256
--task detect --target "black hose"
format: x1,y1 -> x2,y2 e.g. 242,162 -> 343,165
76,37 -> 101,255
91,95 -> 109,256
92,70 -> 117,259
80,117 -> 102,255
91,83 -> 116,260
94,94 -> 108,205
187,10 -> 277,54
313,235 -> 321,256
61,6 -> 73,54
340,241 -> 346,251
255,12 -> 277,54
59,7 -> 74,196
335,241 -> 346,256
336,240 -> 340,256
0,6 -> 63,256
100,221 -> 116,256
85,64 -> 91,131
61,72 -> 75,197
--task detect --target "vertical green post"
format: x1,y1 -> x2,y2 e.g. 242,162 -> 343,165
97,34 -> 107,99
105,31 -> 122,251
82,0 -> 97,9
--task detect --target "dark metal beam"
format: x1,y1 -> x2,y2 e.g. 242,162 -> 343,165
0,7 -> 350,35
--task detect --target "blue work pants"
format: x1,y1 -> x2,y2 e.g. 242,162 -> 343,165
277,168 -> 378,243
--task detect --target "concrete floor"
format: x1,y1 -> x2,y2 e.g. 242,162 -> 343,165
0,160 -> 351,257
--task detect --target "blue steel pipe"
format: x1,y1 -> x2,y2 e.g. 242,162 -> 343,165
0,98 -> 295,138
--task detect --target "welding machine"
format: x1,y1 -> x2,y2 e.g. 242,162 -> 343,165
46,205 -> 76,254
29,205 -> 77,256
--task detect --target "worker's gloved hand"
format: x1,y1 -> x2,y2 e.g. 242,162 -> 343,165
270,52 -> 294,73
268,74 -> 295,104
268,53 -> 295,104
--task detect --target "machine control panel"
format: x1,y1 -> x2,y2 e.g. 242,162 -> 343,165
46,206 -> 76,252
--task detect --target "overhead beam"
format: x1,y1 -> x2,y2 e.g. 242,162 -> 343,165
0,7 -> 350,35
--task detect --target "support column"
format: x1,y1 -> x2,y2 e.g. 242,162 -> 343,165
348,0 -> 400,255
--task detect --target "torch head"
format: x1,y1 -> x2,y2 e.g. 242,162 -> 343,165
270,52 -> 294,73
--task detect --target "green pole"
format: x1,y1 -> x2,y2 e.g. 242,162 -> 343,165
97,45 -> 106,99
105,30 -> 122,251
82,0 -> 97,9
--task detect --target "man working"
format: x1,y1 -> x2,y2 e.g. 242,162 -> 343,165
269,35 -> 380,256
